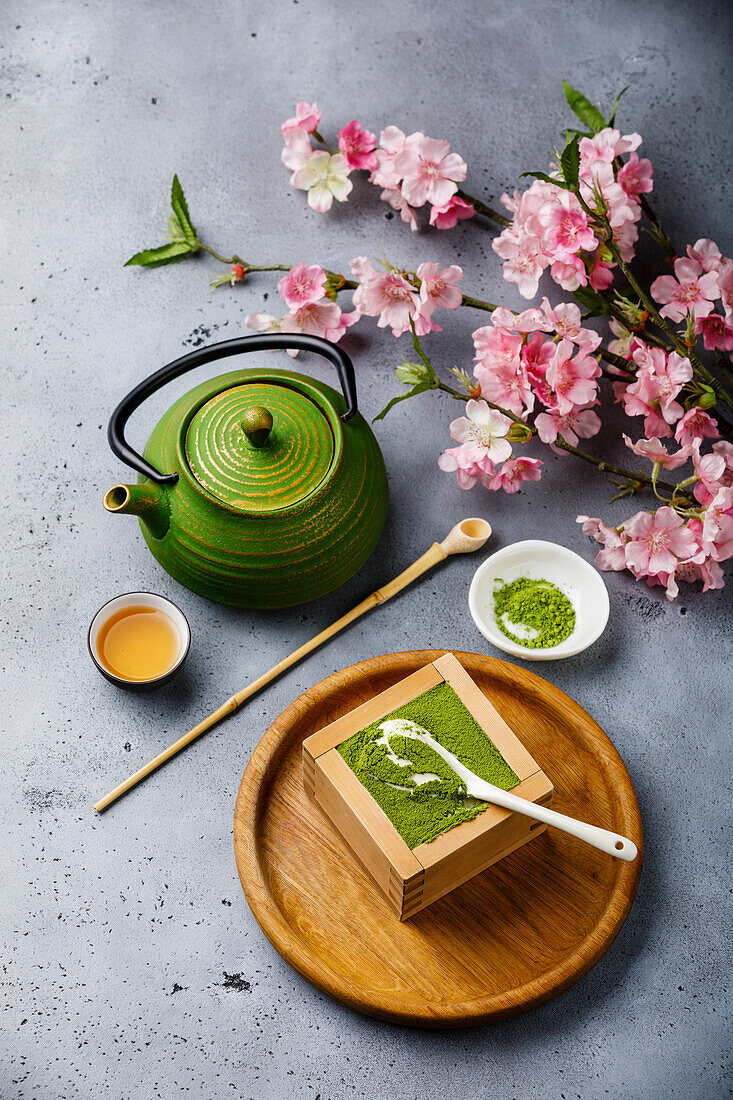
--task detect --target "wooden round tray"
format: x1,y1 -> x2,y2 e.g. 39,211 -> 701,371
233,651 -> 643,1027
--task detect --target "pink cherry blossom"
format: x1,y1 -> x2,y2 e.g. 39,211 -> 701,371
280,300 -> 359,352
438,446 -> 495,490
349,255 -> 378,281
692,441 -> 733,507
623,507 -> 699,576
380,186 -> 418,231
541,299 -> 602,350
416,262 -> 463,317
277,261 -> 327,309
587,255 -> 616,291
577,516 -> 628,571
718,260 -> 733,321
394,134 -> 467,208
522,333 -> 556,406
644,568 -> 688,601
429,195 -> 475,229
622,434 -> 692,469
492,306 -> 548,334
281,128 -> 314,172
447,400 -> 513,464
583,170 -> 641,263
607,318 -> 635,358
674,555 -> 725,593
370,126 -> 412,188
686,239 -> 725,273
244,312 -> 284,335
545,340 -> 601,415
700,487 -> 733,560
338,120 -> 378,171
493,137 -> 646,296
578,128 -> 641,173
350,258 -> 420,336
609,213 -> 641,263
595,534 -> 629,573
292,151 -> 353,212
489,456 -> 543,493
536,407 -> 601,447
713,440 -> 733,469
617,153 -> 653,196
692,446 -> 727,500
473,324 -> 533,415
650,257 -> 719,322
674,406 -> 719,446
281,101 -> 321,135
473,325 -> 523,369
538,192 -> 597,256
620,346 -> 692,437
695,312 -> 733,351
550,254 -> 588,292
475,358 -> 535,417
492,232 -> 545,299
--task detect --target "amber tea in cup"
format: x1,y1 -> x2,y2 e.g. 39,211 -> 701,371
88,592 -> 190,690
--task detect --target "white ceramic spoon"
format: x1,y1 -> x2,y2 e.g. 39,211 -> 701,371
376,719 -> 638,862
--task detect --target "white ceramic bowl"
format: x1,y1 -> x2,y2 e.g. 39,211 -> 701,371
468,540 -> 609,661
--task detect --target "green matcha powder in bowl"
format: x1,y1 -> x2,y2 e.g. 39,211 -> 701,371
493,576 -> 575,649
468,539 -> 610,661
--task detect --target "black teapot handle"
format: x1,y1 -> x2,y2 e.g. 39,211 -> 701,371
107,333 -> 359,485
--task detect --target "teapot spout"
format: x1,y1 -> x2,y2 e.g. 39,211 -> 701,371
103,483 -> 170,541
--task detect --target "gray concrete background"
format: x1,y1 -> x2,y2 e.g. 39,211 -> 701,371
2,1 -> 731,1097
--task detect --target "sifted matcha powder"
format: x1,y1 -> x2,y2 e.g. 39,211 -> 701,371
493,576 -> 575,649
337,683 -> 519,849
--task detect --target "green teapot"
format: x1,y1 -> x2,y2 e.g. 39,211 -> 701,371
103,334 -> 388,609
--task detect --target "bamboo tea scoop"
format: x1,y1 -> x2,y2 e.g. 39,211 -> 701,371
377,720 -> 638,861
94,517 -> 492,812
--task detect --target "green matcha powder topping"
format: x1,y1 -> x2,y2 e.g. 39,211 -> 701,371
493,576 -> 575,649
337,683 -> 519,849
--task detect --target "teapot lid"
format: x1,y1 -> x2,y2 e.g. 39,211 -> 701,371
185,382 -> 335,512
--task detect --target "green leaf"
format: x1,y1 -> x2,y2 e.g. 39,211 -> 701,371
560,135 -> 580,188
572,285 -> 607,315
607,85 -> 629,126
373,381 -> 431,422
565,126 -> 593,140
408,320 -> 437,381
519,170 -> 575,192
170,174 -> 197,244
167,211 -> 187,242
124,241 -> 193,268
562,80 -> 606,134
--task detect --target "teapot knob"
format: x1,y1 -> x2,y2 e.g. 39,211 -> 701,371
241,405 -> 273,449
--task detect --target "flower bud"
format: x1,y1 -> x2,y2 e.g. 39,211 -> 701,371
396,361 -> 430,385
507,422 -> 533,443
324,272 -> 345,301
612,292 -> 647,329
698,386 -> 717,410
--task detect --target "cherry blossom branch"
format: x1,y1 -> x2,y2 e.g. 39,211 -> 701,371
637,193 -> 675,259
455,189 -> 511,228
197,239 -> 697,400
431,374 -> 680,495
598,348 -> 635,378
612,247 -> 732,403
570,191 -> 733,412
460,292 -> 499,311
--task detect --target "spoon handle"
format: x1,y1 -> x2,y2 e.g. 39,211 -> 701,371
472,780 -> 638,861
473,783 -> 633,858
418,732 -> 638,862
